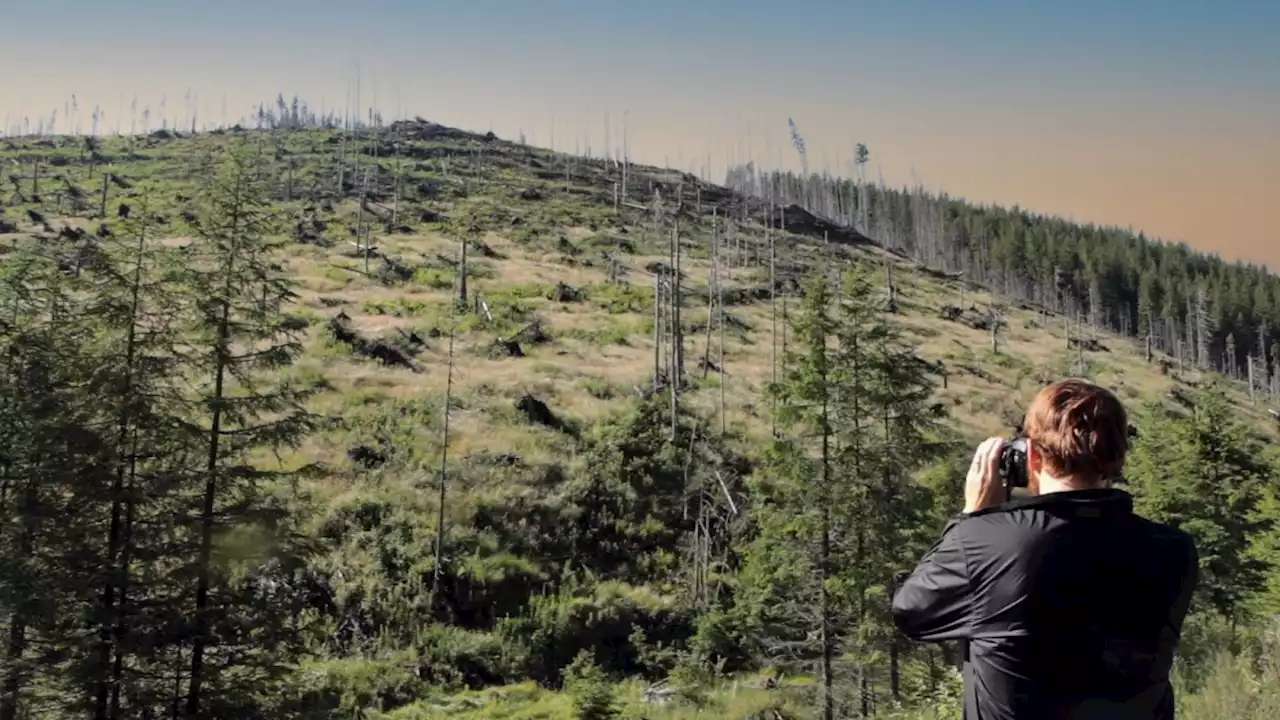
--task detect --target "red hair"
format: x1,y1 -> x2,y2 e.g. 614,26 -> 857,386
1023,379 -> 1129,482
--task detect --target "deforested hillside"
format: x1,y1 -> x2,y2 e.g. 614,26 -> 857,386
0,120 -> 1277,719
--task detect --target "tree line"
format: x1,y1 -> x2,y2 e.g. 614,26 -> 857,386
726,163 -> 1280,399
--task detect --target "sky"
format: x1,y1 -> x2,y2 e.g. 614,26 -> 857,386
3,0 -> 1278,268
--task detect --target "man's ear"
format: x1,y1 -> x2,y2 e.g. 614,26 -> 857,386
1026,441 -> 1041,495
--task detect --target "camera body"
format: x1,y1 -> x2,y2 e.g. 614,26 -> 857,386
997,435 -> 1030,498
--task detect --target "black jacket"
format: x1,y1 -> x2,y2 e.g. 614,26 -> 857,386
892,488 -> 1199,720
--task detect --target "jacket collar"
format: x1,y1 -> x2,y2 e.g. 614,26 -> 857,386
969,487 -> 1135,518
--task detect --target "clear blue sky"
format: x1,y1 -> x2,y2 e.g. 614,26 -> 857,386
3,0 -> 1278,264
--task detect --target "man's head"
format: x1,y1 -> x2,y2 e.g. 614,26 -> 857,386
1023,379 -> 1129,492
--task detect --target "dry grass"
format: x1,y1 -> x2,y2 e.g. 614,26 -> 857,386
246,211 -> 1276,488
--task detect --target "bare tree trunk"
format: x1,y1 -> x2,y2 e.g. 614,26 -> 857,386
781,297 -> 788,374
674,219 -> 683,381
670,220 -> 682,439
769,202 -> 778,438
653,271 -> 662,387
702,211 -> 718,378
458,236 -> 468,304
1272,355 -> 1280,401
991,308 -> 1000,354
718,226 -> 727,437
100,170 -> 110,218
1248,355 -> 1256,405
336,134 -> 346,194
432,325 -> 456,601
357,168 -> 371,273
622,112 -> 628,205
391,131 -> 402,228
885,259 -> 896,311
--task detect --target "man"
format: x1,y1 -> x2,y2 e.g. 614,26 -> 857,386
892,379 -> 1199,719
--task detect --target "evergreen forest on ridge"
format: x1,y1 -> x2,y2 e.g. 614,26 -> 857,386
0,102 -> 1279,719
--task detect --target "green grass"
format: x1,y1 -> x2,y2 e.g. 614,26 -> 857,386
4,124 -> 1276,720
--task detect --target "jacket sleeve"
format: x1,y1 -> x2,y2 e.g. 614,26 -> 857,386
892,516 -> 973,642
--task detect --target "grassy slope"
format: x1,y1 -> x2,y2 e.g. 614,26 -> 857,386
3,126 -> 1270,450
1,124 -> 1275,717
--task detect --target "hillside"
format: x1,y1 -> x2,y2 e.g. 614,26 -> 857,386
0,122 -> 1278,719
2,124 -> 1272,444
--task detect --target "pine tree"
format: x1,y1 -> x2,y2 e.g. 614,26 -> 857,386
180,143 -> 320,718
0,247 -> 106,719
78,192 -> 192,719
865,341 -> 947,701
740,275 -> 844,720
1127,385 -> 1272,622
564,651 -> 618,720
833,266 -> 947,711
740,267 -> 948,717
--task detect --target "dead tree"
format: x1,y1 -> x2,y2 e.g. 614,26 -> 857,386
99,170 -> 111,219
885,259 -> 898,312
432,312 -> 457,604
653,269 -> 663,387
1248,355 -> 1257,405
1272,352 -> 1280,402
769,200 -> 778,438
702,210 -> 719,378
622,110 -> 629,206
458,234 -> 469,304
990,306 -> 1001,355
670,218 -> 683,440
718,219 -> 727,436
391,128 -> 403,228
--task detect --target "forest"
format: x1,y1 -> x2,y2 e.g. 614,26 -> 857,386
0,106 -> 1278,719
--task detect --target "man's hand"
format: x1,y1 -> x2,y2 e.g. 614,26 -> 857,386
963,437 -> 1006,514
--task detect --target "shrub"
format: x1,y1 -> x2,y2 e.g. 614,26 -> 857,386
564,651 -> 619,720
281,655 -> 427,719
586,283 -> 652,314
494,580 -> 691,684
414,625 -> 523,690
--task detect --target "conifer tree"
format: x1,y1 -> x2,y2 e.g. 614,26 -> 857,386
740,275 -> 843,720
832,266 -> 947,711
180,143 -> 320,718
740,267 -> 948,717
1127,385 -> 1272,623
78,192 -> 191,719
0,247 -> 105,719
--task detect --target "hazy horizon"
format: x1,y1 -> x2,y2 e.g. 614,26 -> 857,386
3,0 -> 1277,268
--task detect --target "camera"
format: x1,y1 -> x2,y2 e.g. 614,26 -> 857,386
997,435 -> 1030,497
